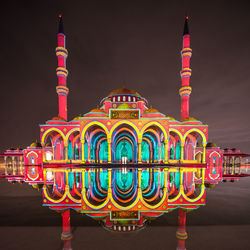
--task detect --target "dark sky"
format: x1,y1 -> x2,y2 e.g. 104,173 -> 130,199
0,0 -> 250,153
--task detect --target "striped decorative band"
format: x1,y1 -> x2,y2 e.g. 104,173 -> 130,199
176,231 -> 188,240
55,47 -> 68,57
179,86 -> 192,97
180,68 -> 192,78
181,48 -> 192,58
56,67 -> 68,77
56,86 -> 69,95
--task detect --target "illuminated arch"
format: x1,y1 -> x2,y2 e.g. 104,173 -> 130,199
110,120 -> 140,139
65,128 -> 80,142
209,151 -> 221,158
41,128 -> 66,145
169,128 -> 184,144
81,121 -> 109,141
26,151 -> 39,158
185,133 -> 196,146
183,128 -> 207,145
140,121 -> 168,140
112,127 -> 137,142
143,128 -> 161,143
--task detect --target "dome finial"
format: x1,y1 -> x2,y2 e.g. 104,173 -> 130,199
122,80 -> 126,88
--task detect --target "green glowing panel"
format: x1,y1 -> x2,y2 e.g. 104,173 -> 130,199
99,170 -> 108,190
68,172 -> 74,189
141,170 -> 150,189
115,141 -> 133,161
170,145 -> 174,160
68,141 -> 73,160
99,140 -> 108,161
141,141 -> 150,161
155,145 -> 159,160
74,143 -> 79,159
176,141 -> 181,160
161,143 -> 165,160
84,142 -> 88,160
115,170 -> 133,190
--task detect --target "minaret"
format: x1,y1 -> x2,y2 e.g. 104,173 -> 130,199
56,14 -> 69,121
179,16 -> 192,121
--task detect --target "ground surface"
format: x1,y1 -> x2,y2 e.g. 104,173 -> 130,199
0,178 -> 250,249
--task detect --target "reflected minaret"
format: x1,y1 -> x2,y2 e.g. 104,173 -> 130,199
176,208 -> 188,250
61,209 -> 72,250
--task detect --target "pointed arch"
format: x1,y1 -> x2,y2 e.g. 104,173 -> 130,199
140,121 -> 168,139
41,128 -> 66,145
183,128 -> 207,145
110,120 -> 140,139
81,121 -> 109,141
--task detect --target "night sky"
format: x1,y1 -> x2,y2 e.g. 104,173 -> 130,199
1,0 -> 250,154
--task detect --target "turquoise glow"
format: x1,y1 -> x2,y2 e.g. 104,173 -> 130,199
175,141 -> 181,188
68,172 -> 74,189
170,145 -> 174,159
161,143 -> 165,160
115,170 -> 133,190
113,131 -> 136,161
115,141 -> 133,161
99,170 -> 108,190
68,141 -> 73,160
141,141 -> 150,162
91,133 -> 106,161
74,142 -> 79,160
84,142 -> 88,160
99,140 -> 108,161
175,141 -> 181,160
141,169 -> 150,189
143,134 -> 159,160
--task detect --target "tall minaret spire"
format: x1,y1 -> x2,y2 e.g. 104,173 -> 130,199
56,14 -> 69,121
179,16 -> 192,121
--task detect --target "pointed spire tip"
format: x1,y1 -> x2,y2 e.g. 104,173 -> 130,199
183,15 -> 189,36
58,13 -> 64,34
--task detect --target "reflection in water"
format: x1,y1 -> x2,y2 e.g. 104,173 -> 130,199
1,160 -> 249,249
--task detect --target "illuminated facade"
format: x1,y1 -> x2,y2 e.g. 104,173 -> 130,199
1,16 -> 249,250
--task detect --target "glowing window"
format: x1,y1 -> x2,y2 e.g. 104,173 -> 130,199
113,97 -> 115,102
118,96 -> 120,101
133,97 -> 135,102
212,156 -> 217,174
123,96 -> 126,101
31,167 -> 35,175
30,156 -> 35,164
45,151 -> 53,161
128,96 -> 131,102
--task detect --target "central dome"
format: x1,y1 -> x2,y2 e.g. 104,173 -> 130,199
108,88 -> 141,97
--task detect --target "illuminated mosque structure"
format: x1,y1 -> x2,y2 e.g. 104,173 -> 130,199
1,15 -> 249,250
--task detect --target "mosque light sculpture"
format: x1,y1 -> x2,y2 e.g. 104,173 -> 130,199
0,15 -> 249,250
